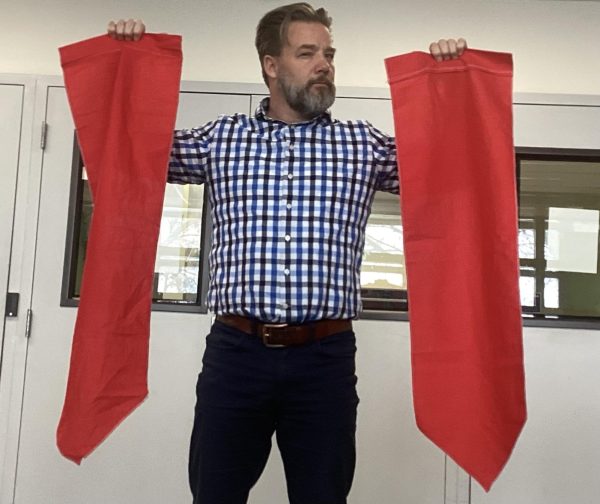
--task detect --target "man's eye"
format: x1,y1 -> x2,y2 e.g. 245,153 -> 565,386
299,52 -> 312,57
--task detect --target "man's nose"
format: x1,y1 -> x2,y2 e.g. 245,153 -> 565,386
314,54 -> 333,75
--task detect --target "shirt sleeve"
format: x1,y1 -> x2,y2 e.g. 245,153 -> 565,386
369,123 -> 400,195
167,121 -> 216,185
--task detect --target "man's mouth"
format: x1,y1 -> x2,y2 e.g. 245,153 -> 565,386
310,80 -> 332,88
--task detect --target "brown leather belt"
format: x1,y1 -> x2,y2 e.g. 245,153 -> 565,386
216,314 -> 352,347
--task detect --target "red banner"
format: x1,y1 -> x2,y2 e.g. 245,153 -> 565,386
385,49 -> 527,490
57,34 -> 182,463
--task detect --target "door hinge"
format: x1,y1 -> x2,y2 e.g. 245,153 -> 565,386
25,309 -> 32,338
40,121 -> 48,150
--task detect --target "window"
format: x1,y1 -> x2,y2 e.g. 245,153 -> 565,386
517,148 -> 600,321
360,192 -> 407,312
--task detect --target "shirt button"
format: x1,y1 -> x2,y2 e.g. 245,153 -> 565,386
286,203 -> 292,210
289,142 -> 295,150
281,302 -> 289,309
284,268 -> 290,276
287,173 -> 293,180
284,235 -> 291,242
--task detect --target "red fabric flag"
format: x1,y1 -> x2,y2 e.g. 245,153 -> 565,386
56,34 -> 182,463
385,49 -> 527,490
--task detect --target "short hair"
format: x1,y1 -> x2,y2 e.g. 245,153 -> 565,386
255,3 -> 332,85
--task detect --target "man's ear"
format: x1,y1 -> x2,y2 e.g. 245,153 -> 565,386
263,55 -> 278,81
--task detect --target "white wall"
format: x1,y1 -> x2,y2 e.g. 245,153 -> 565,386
2,1 -> 600,502
1,0 -> 599,94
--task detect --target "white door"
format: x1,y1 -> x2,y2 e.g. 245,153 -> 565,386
12,85 -> 250,504
0,83 -> 27,502
0,84 -> 23,349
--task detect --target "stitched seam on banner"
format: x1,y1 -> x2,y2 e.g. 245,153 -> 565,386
387,64 -> 512,84
127,45 -> 183,59
60,48 -> 122,66
61,44 -> 181,66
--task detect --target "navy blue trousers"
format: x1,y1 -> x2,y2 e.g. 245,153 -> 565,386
189,320 -> 359,504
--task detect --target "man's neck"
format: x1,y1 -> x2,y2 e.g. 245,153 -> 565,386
266,90 -> 309,124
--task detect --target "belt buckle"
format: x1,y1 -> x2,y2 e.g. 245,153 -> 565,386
261,323 -> 288,348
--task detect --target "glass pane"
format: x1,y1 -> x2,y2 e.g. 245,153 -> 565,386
519,276 -> 535,306
544,277 -> 559,309
518,226 -> 536,259
546,207 -> 599,273
73,168 -> 92,297
544,226 -> 560,262
361,192 -> 406,290
154,184 -> 204,302
518,155 -> 600,318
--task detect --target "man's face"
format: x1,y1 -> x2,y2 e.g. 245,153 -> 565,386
275,21 -> 336,119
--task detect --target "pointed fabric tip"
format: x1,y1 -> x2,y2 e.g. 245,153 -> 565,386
57,448 -> 82,466
56,33 -> 182,462
385,48 -> 527,490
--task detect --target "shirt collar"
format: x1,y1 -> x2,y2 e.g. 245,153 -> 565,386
255,97 -> 332,126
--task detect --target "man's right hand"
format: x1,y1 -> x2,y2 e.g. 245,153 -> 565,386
107,19 -> 146,41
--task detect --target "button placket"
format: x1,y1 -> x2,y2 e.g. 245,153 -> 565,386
273,127 -> 291,316
280,126 -> 294,315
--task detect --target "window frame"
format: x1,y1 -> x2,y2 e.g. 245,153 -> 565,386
515,147 -> 600,329
60,133 -> 211,314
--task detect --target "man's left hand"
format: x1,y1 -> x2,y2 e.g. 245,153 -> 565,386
429,38 -> 467,62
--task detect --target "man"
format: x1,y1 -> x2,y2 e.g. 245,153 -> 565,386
109,4 -> 466,503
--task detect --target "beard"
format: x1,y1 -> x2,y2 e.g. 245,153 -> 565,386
277,70 -> 336,120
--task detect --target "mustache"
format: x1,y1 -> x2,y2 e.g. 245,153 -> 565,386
307,77 -> 335,89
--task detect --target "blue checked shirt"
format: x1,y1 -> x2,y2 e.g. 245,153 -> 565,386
168,98 -> 399,323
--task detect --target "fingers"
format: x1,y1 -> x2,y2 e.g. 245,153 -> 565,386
107,18 -> 146,41
115,19 -> 126,40
429,42 -> 442,62
438,39 -> 450,60
107,20 -> 116,37
125,18 -> 135,39
447,39 -> 457,58
429,38 -> 468,62
132,19 -> 145,41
